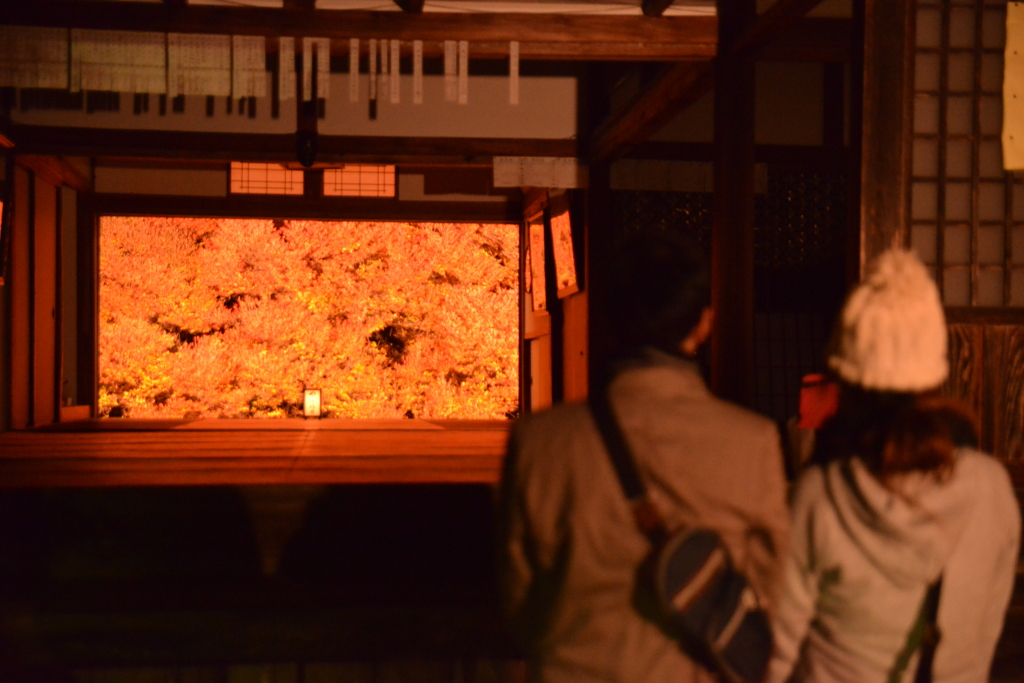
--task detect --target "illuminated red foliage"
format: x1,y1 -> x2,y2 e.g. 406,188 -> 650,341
99,216 -> 519,419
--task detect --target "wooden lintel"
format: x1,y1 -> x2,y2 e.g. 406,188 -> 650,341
0,3 -> 717,61
15,155 -> 91,193
589,2 -> 831,161
94,193 -> 520,223
7,125 -> 577,166
626,141 -> 850,169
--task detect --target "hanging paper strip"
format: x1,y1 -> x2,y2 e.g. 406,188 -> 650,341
458,40 -> 468,105
302,37 -> 330,101
509,41 -> 519,105
413,40 -> 423,104
379,39 -> 389,98
168,33 -> 231,97
444,40 -> 457,102
279,36 -> 296,101
1004,3 -> 1024,168
369,38 -> 377,101
0,26 -> 68,89
349,38 -> 359,102
390,39 -> 400,104
71,29 -> 165,94
232,35 -> 266,99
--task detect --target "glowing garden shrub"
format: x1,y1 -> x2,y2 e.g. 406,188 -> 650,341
99,216 -> 519,419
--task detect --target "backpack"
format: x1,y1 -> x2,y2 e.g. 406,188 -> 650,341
589,391 -> 773,683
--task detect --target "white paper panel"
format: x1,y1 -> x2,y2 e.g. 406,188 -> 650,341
279,36 -> 296,101
0,26 -> 68,90
493,156 -> 586,188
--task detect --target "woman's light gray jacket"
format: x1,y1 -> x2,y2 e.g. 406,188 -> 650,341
499,349 -> 790,683
768,450 -> 1020,683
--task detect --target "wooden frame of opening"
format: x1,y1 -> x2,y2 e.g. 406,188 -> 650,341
0,175 -> 543,487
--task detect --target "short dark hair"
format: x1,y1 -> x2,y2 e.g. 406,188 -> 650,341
606,228 -> 711,356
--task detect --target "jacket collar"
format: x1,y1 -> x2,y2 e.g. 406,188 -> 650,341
610,346 -> 709,401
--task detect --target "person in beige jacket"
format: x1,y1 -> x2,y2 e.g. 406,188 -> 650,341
498,230 -> 790,683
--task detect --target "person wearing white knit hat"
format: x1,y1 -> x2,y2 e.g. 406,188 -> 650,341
768,249 -> 1020,683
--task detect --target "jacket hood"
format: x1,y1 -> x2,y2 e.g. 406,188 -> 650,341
822,454 -> 976,587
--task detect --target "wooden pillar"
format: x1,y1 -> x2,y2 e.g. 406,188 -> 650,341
32,177 -> 58,426
7,166 -> 31,429
859,0 -> 915,271
711,0 -> 757,406
76,189 -> 98,414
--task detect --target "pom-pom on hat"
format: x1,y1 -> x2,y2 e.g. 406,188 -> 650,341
828,249 -> 948,392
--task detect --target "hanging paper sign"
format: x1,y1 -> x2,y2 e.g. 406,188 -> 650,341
379,38 -> 389,98
167,33 -> 231,97
70,29 -> 165,94
1004,3 -> 1024,168
302,37 -> 329,101
279,36 -> 296,101
369,38 -> 378,101
509,40 -> 519,105
349,38 -> 359,102
548,191 -> 578,297
444,40 -> 457,102
232,35 -> 266,99
529,216 -> 547,312
458,40 -> 469,104
413,40 -> 423,104
390,39 -> 400,104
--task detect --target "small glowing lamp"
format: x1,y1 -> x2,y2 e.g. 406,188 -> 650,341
303,389 -> 322,418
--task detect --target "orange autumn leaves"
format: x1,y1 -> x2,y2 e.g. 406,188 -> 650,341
99,216 -> 519,419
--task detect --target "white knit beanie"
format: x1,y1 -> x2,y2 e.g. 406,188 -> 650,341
827,249 -> 948,392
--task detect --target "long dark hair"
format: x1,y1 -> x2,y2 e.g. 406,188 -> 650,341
812,383 -> 978,483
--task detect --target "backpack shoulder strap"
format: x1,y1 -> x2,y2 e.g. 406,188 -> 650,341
589,389 -> 666,543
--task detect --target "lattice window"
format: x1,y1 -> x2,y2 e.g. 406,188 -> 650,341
323,165 -> 396,198
911,0 -> 1024,307
229,162 -> 304,196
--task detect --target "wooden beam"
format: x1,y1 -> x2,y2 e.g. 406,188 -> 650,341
642,0 -> 675,18
729,0 -> 827,58
15,155 -> 91,193
0,3 -> 717,62
589,0 -> 827,161
394,0 -> 425,13
859,0 -> 914,270
0,421 -> 511,487
6,125 -> 578,166
590,62 -> 712,162
710,0 -> 756,406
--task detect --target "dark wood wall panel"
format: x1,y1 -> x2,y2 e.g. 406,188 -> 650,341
987,326 -> 1024,461
944,323 -> 986,444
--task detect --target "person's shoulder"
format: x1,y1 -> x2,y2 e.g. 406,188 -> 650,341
955,447 -> 1014,485
954,447 -> 1017,500
703,394 -> 780,441
513,400 -> 592,435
